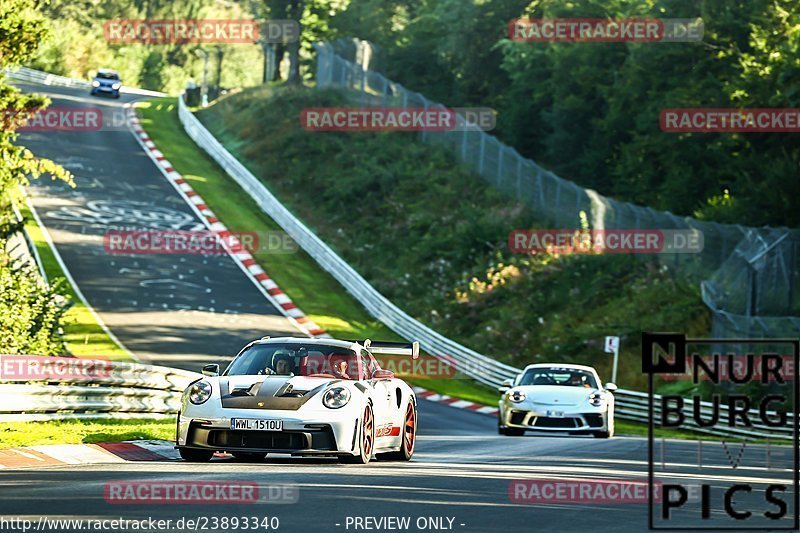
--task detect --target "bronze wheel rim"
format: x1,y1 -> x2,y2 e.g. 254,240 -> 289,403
404,403 -> 416,454
362,406 -> 374,457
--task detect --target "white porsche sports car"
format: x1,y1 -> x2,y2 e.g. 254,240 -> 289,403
176,336 -> 419,464
497,363 -> 617,438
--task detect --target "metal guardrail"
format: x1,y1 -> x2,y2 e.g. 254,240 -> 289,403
0,356 -> 200,422
3,67 -> 166,97
614,389 -> 793,440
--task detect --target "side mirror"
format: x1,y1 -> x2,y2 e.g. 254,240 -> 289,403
202,364 -> 220,377
372,369 -> 394,380
498,378 -> 514,393
605,382 -> 618,392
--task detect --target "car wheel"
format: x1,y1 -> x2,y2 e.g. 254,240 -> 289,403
339,404 -> 375,465
498,418 -> 525,436
179,448 -> 214,462
593,414 -> 615,438
378,402 -> 416,461
231,452 -> 267,462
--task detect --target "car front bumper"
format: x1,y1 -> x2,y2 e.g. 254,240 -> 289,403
177,412 -> 360,455
499,404 -> 611,433
92,86 -> 119,95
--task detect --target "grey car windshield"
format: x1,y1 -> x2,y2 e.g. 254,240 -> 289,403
225,343 -> 361,379
518,368 -> 598,388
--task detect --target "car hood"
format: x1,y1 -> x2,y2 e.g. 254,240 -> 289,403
219,375 -> 341,411
514,385 -> 597,406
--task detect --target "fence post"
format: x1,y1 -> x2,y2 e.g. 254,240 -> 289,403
420,96 -> 429,142
497,144 -> 504,188
554,180 -> 562,226
360,66 -> 366,107
478,132 -> 486,174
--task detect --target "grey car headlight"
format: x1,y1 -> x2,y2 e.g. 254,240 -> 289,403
508,390 -> 526,403
588,392 -> 605,407
322,387 -> 351,409
187,380 -> 212,405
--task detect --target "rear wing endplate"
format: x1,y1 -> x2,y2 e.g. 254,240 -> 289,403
348,339 -> 420,360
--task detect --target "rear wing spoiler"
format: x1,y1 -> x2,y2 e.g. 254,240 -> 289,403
348,339 -> 420,360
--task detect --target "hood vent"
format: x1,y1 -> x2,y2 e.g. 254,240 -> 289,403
230,383 -> 259,397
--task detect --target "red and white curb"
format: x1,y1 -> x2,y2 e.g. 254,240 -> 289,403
413,387 -> 498,416
124,106 -> 328,338
0,440 -> 179,469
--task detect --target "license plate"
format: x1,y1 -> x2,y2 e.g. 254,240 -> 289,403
545,410 -> 564,418
230,418 -> 283,431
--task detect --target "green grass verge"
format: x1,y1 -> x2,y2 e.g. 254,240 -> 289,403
136,98 -> 497,402
14,193 -> 130,361
0,418 -> 174,448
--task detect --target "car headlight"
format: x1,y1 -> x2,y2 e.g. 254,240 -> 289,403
187,380 -> 212,405
92,80 -> 100,87
112,82 -> 121,90
322,386 -> 351,409
508,390 -> 526,403
589,392 -> 605,407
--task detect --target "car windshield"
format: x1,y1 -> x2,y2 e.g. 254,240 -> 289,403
96,72 -> 119,80
224,342 -> 362,380
518,367 -> 598,388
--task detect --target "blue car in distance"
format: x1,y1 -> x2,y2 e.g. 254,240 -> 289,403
91,69 -> 122,98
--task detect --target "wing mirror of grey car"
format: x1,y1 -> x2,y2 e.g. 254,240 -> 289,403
202,364 -> 220,377
372,369 -> 394,380
498,378 -> 514,393
604,382 -> 618,392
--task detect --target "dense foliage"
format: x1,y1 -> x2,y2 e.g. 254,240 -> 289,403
327,0 -> 800,228
29,0 -> 264,93
0,0 -> 73,355
27,0 -> 798,224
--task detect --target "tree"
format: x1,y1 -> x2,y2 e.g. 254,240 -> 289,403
0,0 -> 73,354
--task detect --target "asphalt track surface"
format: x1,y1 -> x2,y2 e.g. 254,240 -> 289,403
15,81 -> 301,370
5,82 -> 797,533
